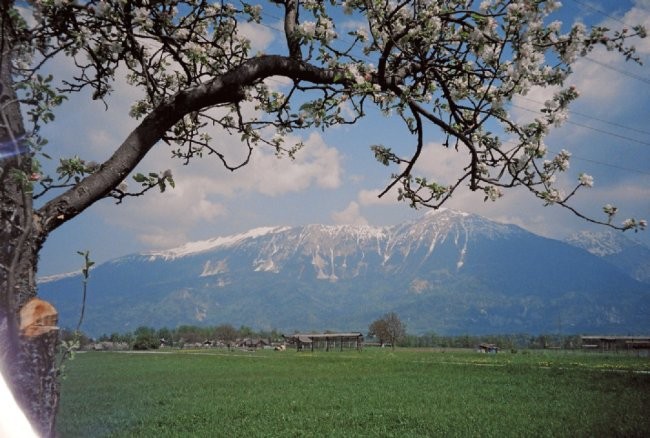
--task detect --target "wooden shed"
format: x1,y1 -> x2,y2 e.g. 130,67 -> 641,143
283,332 -> 364,352
477,343 -> 499,353
581,336 -> 650,353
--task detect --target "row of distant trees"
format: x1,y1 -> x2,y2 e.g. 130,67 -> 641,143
61,324 -> 283,350
63,318 -> 581,352
367,312 -> 582,350
399,333 -> 583,351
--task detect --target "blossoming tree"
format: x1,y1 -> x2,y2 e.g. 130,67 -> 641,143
0,0 -> 646,434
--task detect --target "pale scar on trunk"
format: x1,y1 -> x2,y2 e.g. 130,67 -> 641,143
19,298 -> 58,337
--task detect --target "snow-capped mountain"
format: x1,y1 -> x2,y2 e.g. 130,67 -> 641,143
39,209 -> 650,336
565,230 -> 650,284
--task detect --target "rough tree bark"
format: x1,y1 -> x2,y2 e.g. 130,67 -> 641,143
1,12 -> 60,436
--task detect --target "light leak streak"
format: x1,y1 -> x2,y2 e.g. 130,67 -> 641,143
0,135 -> 28,160
0,369 -> 39,438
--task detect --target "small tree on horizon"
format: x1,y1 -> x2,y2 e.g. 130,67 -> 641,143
369,312 -> 406,350
214,324 -> 238,349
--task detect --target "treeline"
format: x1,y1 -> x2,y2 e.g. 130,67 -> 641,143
65,324 -> 583,352
398,333 -> 583,350
62,324 -> 283,350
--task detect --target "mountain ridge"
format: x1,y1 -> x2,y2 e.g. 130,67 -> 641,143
38,209 -> 650,336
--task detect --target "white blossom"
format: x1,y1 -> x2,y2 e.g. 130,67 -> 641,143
544,189 -> 563,204
272,134 -> 284,145
470,27 -> 485,45
300,21 -> 317,39
578,173 -> 593,187
133,7 -> 148,22
603,204 -> 618,218
249,4 -> 262,20
355,28 -> 368,41
545,1 -> 562,13
552,149 -> 571,171
317,18 -> 337,44
174,28 -> 189,40
302,0 -> 319,10
185,42 -> 205,57
622,219 -> 636,229
342,0 -> 354,15
548,20 -> 562,33
525,142 -> 547,158
548,107 -> 568,126
485,185 -> 502,201
94,1 -> 111,17
346,64 -> 365,84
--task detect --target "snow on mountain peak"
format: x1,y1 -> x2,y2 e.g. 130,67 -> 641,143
144,226 -> 291,260
565,230 -> 627,256
37,270 -> 82,284
423,207 -> 469,218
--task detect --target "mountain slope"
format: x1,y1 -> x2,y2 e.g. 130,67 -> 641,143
565,231 -> 650,284
39,209 -> 650,336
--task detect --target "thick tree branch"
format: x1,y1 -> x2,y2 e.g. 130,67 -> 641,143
35,55 -> 342,239
282,0 -> 302,59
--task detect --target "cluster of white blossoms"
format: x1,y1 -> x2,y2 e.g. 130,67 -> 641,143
12,0 -> 645,231
484,185 -> 503,202
544,149 -> 571,173
578,173 -> 594,188
298,17 -> 337,44
132,7 -> 152,29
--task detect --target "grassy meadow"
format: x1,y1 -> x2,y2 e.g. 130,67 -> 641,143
57,348 -> 650,437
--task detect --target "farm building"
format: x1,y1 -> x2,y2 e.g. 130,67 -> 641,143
237,338 -> 270,349
477,343 -> 499,353
581,336 -> 650,354
283,333 -> 364,352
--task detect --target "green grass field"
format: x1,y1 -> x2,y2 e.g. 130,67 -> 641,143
57,348 -> 650,437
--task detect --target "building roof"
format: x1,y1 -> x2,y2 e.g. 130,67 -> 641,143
581,336 -> 650,341
284,332 -> 364,340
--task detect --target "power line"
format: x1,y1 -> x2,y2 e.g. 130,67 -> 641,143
510,104 -> 650,147
582,56 -> 650,86
547,148 -> 650,176
568,0 -> 630,26
567,119 -> 650,146
518,96 -> 650,137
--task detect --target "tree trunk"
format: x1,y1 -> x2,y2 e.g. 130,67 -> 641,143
1,12 -> 60,437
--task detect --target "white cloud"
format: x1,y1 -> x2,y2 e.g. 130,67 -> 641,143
251,132 -> 341,195
99,178 -> 227,248
331,201 -> 369,225
238,21 -> 276,54
412,141 -> 470,185
358,187 -> 398,206
92,128 -> 343,249
180,131 -> 342,197
635,0 -> 650,9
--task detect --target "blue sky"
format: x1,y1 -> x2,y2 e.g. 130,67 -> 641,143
35,0 -> 650,276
